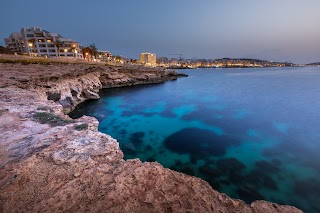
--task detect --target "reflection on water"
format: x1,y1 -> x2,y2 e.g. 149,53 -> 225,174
70,67 -> 320,213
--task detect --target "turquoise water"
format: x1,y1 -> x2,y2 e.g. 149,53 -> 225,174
70,67 -> 320,212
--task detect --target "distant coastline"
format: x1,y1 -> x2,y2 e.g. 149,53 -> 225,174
161,58 -> 304,69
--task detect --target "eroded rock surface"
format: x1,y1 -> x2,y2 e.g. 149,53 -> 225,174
0,62 -> 303,212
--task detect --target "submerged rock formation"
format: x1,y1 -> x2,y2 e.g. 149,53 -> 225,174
0,62 -> 302,212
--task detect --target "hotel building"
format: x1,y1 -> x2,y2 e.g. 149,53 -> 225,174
4,27 -> 83,59
140,52 -> 157,66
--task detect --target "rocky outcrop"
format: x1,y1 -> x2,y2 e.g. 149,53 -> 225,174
22,65 -> 186,113
100,67 -> 184,88
0,63 -> 303,213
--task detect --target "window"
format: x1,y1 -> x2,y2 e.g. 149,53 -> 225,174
47,44 -> 55,48
67,54 -> 73,57
39,44 -> 46,47
49,49 -> 56,52
40,49 -> 47,52
26,34 -> 34,37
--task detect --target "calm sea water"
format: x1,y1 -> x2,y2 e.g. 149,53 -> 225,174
70,67 -> 320,213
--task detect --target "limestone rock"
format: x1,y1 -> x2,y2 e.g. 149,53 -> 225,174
0,62 -> 302,213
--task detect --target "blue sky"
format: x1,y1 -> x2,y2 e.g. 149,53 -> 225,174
1,0 -> 319,63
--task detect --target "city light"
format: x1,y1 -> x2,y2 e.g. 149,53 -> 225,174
28,43 -> 33,47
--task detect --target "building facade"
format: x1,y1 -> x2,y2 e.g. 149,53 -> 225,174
140,52 -> 156,66
4,32 -> 25,53
97,50 -> 112,62
4,27 -> 83,59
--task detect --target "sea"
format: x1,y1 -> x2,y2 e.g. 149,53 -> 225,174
70,67 -> 320,213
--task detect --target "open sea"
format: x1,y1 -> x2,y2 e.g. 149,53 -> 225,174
70,67 -> 320,213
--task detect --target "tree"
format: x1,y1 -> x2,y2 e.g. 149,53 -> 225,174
54,38 -> 62,58
89,43 -> 98,58
82,47 -> 93,60
69,46 -> 77,58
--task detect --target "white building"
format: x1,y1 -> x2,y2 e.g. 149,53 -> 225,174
97,50 -> 112,62
4,32 -> 25,53
4,27 -> 83,59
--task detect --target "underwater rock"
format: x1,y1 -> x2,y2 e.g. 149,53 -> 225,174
164,128 -> 239,157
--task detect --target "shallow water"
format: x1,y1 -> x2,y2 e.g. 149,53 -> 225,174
70,67 -> 320,212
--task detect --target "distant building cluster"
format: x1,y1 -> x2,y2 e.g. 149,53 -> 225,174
155,57 -> 295,68
3,27 -> 297,68
140,52 -> 156,66
4,27 -> 83,59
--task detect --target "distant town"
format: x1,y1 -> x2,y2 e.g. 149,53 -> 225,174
2,27 -> 319,68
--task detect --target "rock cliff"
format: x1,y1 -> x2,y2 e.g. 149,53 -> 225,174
0,62 -> 303,213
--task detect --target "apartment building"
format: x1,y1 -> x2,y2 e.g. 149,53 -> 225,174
140,52 -> 157,66
4,32 -> 25,53
4,27 -> 83,59
97,50 -> 112,62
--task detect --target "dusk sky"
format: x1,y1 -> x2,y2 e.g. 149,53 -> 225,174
1,0 -> 320,63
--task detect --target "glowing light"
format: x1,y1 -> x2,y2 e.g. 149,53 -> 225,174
28,43 -> 33,47
64,49 -> 68,52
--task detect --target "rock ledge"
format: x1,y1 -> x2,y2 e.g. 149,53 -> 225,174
0,63 -> 302,213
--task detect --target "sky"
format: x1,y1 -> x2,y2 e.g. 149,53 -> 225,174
1,0 -> 320,63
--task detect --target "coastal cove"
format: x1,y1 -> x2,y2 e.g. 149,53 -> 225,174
0,60 -> 303,212
71,67 -> 320,213
2,1 -> 320,212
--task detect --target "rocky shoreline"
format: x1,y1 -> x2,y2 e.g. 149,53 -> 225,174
0,61 -> 303,212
